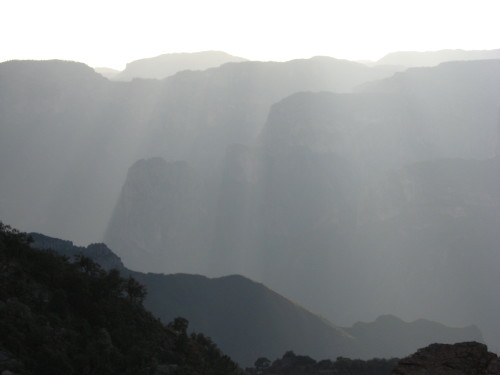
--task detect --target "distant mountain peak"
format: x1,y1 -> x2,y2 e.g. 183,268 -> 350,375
114,50 -> 247,80
376,48 -> 500,67
345,315 -> 485,359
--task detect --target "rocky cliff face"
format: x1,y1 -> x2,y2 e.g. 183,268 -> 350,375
360,60 -> 500,160
0,57 -> 399,245
348,157 -> 500,351
103,61 -> 500,353
391,342 -> 500,375
104,158 -> 213,273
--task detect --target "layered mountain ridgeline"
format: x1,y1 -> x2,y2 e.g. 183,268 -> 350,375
212,62 -> 500,353
0,60 -> 160,246
93,67 -> 121,79
112,51 -> 247,80
3,55 -> 500,366
215,136 -> 500,351
30,232 -> 356,366
271,64 -> 500,162
0,224 -> 242,375
139,273 -> 355,366
31,233 -> 486,367
104,59 -> 500,354
344,315 -> 484,360
359,60 -> 500,159
105,59 -> 500,272
375,49 -> 500,67
344,156 -> 500,352
0,57 -> 399,245
104,146 -> 500,279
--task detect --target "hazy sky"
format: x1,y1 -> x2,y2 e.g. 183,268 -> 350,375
2,0 -> 499,70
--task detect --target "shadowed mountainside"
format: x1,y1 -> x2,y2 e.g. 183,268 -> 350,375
2,56 -> 500,362
0,57 -> 400,245
30,232 -> 355,367
0,224 -> 242,375
103,59 -> 500,353
31,233 -> 486,367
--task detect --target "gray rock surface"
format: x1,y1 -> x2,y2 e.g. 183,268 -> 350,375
391,342 -> 500,375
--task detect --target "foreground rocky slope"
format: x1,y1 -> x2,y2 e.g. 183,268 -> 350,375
251,342 -> 500,375
30,232 -> 356,366
391,342 -> 500,375
0,224 -> 241,375
251,351 -> 399,375
31,233 -> 485,367
344,315 -> 484,360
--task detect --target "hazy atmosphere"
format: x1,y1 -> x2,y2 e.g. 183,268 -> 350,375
2,0 -> 500,68
1,1 -> 500,374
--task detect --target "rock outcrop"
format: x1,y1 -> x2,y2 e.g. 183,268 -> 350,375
103,157 -> 212,274
345,315 -> 484,360
0,57 -> 399,245
391,342 -> 500,375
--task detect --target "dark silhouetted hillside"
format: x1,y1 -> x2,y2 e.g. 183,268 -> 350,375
0,223 -> 242,375
32,233 -> 487,367
31,232 -> 355,367
251,351 -> 399,375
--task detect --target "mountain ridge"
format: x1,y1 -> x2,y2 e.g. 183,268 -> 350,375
114,50 -> 247,81
0,57 -> 400,245
30,232 -> 486,366
376,49 -> 500,67
0,223 -> 242,375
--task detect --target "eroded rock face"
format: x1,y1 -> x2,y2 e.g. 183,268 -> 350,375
391,342 -> 500,375
103,158 -> 210,273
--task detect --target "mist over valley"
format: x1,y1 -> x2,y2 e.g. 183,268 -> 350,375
1,45 -> 499,374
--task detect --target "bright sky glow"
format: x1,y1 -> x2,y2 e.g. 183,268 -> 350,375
1,0 -> 499,70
